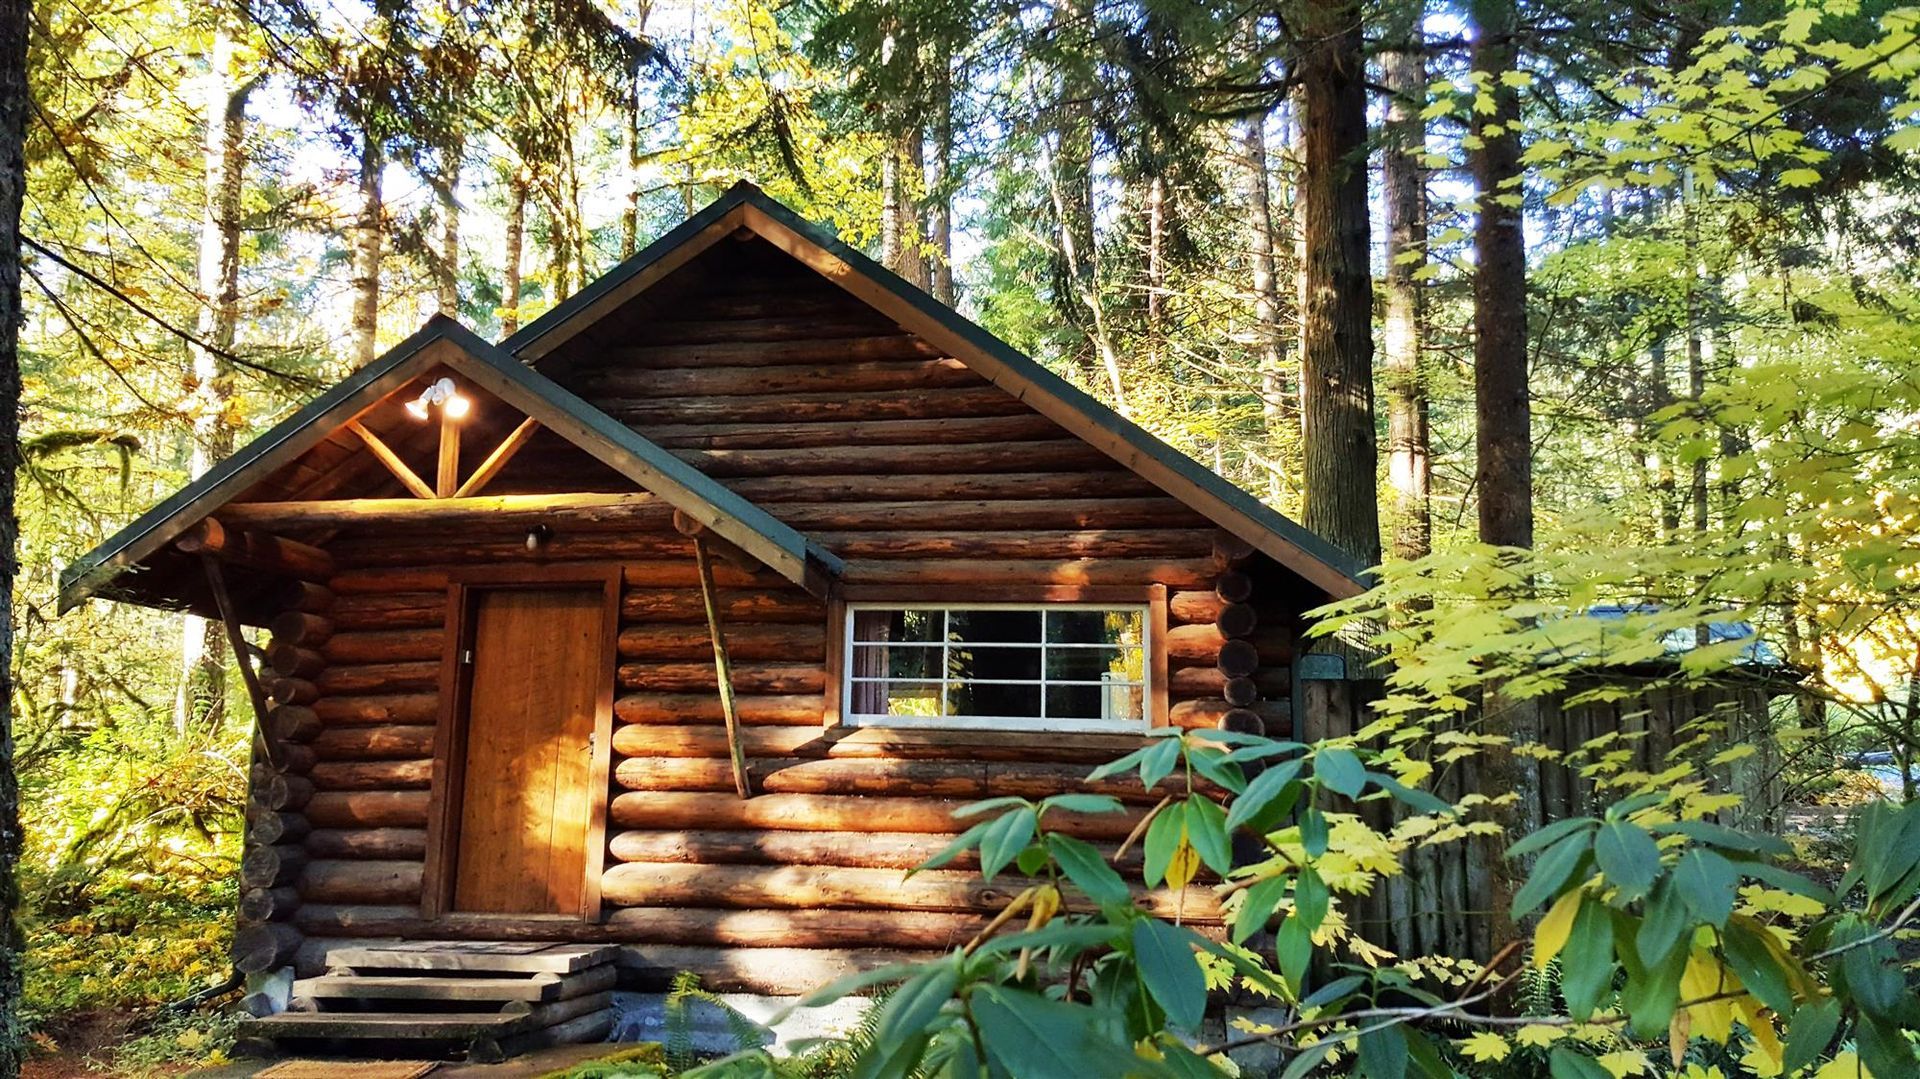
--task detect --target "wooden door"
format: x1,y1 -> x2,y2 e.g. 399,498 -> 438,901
449,584 -> 611,916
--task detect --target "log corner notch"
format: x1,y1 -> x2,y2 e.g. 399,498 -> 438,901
178,516 -> 335,583
676,510 -> 753,800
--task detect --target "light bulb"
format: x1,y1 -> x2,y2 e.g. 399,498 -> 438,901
443,393 -> 470,419
404,397 -> 431,421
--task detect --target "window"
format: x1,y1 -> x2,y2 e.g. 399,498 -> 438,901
844,604 -> 1151,732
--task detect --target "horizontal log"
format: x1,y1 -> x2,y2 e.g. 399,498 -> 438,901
335,534 -> 692,568
266,677 -> 318,706
1169,698 -> 1288,733
312,725 -> 436,761
1168,591 -> 1222,624
322,629 -> 443,664
242,843 -> 309,889
328,593 -> 446,631
270,612 -> 333,647
615,693 -> 824,726
676,440 -> 1111,479
1218,639 -> 1260,677
267,644 -> 326,680
269,742 -> 317,775
225,492 -> 670,534
622,561 -> 779,589
1215,570 -> 1253,603
601,863 -> 1220,920
1217,603 -> 1259,639
623,588 -> 819,625
329,569 -> 450,595
251,772 -> 315,813
309,759 -> 433,791
307,790 -> 430,828
725,471 -> 1157,504
618,623 -> 824,663
610,334 -> 939,367
268,705 -> 321,744
180,518 -> 334,582
274,581 -> 335,614
601,385 -> 1035,425
811,529 -> 1214,560
607,829 -> 1142,874
240,886 -> 300,924
233,922 -> 303,974
1165,623 -> 1226,664
639,414 -> 1065,450
305,828 -> 428,860
300,860 -> 424,905
610,724 -> 1143,764
317,662 -> 439,696
625,314 -> 904,346
294,904 -> 990,953
247,810 -> 311,846
1167,666 -> 1289,700
313,694 -> 438,726
582,358 -> 986,398
835,558 -> 1218,589
613,757 -> 1170,804
772,497 -> 1208,532
609,791 -> 1140,840
618,663 -> 825,694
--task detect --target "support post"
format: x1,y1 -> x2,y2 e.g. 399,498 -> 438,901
201,554 -> 282,770
693,534 -> 751,799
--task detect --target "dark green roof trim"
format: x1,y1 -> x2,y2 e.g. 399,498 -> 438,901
506,181 -> 1367,593
60,315 -> 841,612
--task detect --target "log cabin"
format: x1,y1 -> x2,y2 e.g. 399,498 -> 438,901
58,183 -> 1367,1002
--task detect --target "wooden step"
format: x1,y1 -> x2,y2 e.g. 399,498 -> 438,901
292,964 -> 615,1004
240,1011 -> 532,1040
324,941 -> 618,974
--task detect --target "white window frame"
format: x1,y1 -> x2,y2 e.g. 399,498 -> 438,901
841,602 -> 1154,734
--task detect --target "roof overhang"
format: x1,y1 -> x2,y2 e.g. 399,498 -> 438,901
59,316 -> 842,613
505,182 -> 1368,600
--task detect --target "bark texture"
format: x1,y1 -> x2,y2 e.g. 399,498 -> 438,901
1381,19 -> 1431,562
1296,0 -> 1380,568
349,132 -> 384,367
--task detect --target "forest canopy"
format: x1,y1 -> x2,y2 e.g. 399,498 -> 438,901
3,0 -> 1920,1075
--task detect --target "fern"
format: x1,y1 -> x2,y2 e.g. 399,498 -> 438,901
664,970 -> 771,1072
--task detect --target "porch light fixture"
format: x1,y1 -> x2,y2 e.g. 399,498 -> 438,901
405,377 -> 471,421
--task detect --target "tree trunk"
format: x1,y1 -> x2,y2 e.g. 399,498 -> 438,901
349,130 -> 383,367
1240,109 -> 1289,477
1296,0 -> 1381,568
929,49 -> 955,305
1469,0 -> 1539,960
880,148 -> 902,272
502,168 -> 527,336
176,26 -> 253,732
1381,18 -> 1431,563
1,0 -> 34,1069
899,132 -> 928,290
1145,172 -> 1167,353
435,144 -> 461,318
622,69 -> 642,260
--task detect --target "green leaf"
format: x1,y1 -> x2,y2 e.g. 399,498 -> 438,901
1356,1023 -> 1407,1079
1547,1047 -> 1612,1079
1369,772 -> 1451,815
1140,737 -> 1183,789
1301,974 -> 1366,1010
1636,881 -> 1691,967
1512,831 -> 1591,917
913,821 -> 990,875
978,807 -> 1037,882
1274,912 -> 1311,993
1133,919 -> 1207,1030
1300,805 -> 1329,858
1618,914 -> 1688,1040
1144,801 -> 1187,887
1402,1027 -> 1453,1079
1782,996 -> 1840,1075
954,796 -> 1029,819
1184,795 -> 1234,875
1232,875 -> 1287,944
970,986 -> 1158,1079
1087,745 -> 1152,783
1593,820 -> 1662,904
1314,748 -> 1366,798
1738,861 -> 1834,904
1043,793 -> 1125,816
1673,847 -> 1737,928
1049,834 -> 1130,908
1278,1042 -> 1334,1079
971,922 -> 1122,957
1187,746 -> 1248,795
1560,897 -> 1614,1019
1655,819 -> 1791,858
1721,919 -> 1794,1015
1294,866 -> 1329,932
1508,817 -> 1598,859
855,961 -> 958,1079
1225,759 -> 1305,832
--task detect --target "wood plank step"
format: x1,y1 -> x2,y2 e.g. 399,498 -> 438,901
240,1011 -> 531,1039
325,942 -> 618,974
293,965 -> 615,1004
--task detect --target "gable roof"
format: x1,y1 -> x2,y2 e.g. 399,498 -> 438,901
504,181 -> 1368,599
59,316 -> 843,612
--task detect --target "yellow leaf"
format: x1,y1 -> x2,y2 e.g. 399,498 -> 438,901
1165,841 -> 1201,891
1515,1024 -> 1565,1048
1534,889 -> 1583,970
1814,1052 -> 1872,1079
1598,1049 -> 1650,1078
1709,744 -> 1757,765
1457,1032 -> 1511,1063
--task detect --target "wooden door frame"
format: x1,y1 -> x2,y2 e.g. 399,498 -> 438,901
420,563 -> 622,922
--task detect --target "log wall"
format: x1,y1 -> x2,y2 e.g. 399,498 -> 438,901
268,234 -> 1331,986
